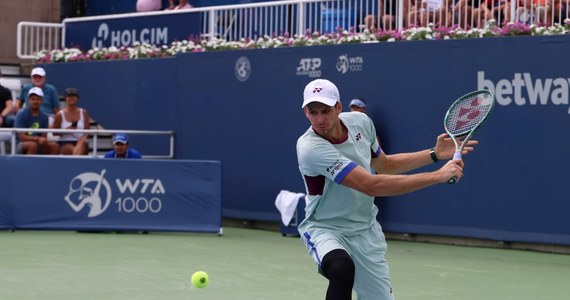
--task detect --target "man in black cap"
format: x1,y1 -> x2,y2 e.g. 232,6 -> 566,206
14,87 -> 60,154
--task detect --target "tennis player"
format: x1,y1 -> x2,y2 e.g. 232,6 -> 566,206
296,79 -> 477,300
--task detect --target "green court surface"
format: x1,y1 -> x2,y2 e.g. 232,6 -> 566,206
1,227 -> 569,300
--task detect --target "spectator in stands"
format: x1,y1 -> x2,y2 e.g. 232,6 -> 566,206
0,69 -> 17,128
349,98 -> 367,114
104,133 -> 142,159
451,0 -> 479,27
533,0 -> 554,24
15,87 -> 60,155
18,67 -> 61,118
364,0 -> 412,31
51,88 -> 90,155
473,0 -> 509,26
554,0 -> 569,23
504,0 -> 554,24
554,0 -> 570,24
167,0 -> 193,10
408,0 -> 453,27
136,0 -> 162,12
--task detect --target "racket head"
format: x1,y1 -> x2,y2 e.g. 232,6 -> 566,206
444,89 -> 495,138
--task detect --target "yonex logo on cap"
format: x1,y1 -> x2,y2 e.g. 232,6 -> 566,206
302,79 -> 340,108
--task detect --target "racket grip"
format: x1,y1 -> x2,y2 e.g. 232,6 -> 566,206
447,151 -> 462,184
453,151 -> 462,160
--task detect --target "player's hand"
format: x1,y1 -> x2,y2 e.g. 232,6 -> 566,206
458,137 -> 478,156
433,133 -> 478,160
437,159 -> 463,183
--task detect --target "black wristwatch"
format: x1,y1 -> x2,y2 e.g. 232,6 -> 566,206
429,148 -> 439,163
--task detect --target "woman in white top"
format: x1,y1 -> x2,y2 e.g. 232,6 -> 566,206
51,88 -> 90,155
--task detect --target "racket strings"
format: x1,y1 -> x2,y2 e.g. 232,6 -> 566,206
446,94 -> 493,136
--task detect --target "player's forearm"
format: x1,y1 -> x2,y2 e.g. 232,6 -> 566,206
341,166 -> 441,197
380,149 -> 434,174
366,172 -> 440,197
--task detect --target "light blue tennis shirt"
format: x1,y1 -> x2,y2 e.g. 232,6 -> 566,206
296,112 -> 382,234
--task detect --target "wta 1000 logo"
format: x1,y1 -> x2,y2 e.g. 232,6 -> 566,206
336,54 -> 364,74
64,169 -> 166,218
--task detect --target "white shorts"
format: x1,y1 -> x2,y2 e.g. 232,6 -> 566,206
300,222 -> 395,300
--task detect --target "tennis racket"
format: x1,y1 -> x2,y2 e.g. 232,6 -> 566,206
444,90 -> 495,184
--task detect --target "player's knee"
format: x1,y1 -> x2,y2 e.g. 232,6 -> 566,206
321,249 -> 355,283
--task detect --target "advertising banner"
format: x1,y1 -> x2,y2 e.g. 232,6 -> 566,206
0,161 -> 13,229
0,157 -> 221,233
64,11 -> 201,50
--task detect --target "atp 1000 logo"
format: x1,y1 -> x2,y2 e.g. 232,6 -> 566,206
64,169 -> 166,218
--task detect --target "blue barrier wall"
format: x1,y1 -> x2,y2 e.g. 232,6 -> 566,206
42,35 -> 570,245
0,157 -> 222,232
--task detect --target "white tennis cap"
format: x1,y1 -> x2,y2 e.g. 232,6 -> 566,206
31,67 -> 46,77
302,79 -> 340,108
28,87 -> 44,97
349,98 -> 366,108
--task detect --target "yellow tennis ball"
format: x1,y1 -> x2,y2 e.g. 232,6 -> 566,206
191,271 -> 209,288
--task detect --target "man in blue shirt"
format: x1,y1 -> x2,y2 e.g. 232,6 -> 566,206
104,133 -> 142,159
18,67 -> 61,117
14,87 -> 60,154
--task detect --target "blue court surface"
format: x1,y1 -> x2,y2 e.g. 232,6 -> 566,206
1,227 -> 569,300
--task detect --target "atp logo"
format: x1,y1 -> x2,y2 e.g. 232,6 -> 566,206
64,170 -> 112,218
235,56 -> 251,82
296,58 -> 322,78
